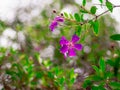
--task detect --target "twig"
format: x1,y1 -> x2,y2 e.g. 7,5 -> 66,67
72,5 -> 120,26
80,6 -> 97,17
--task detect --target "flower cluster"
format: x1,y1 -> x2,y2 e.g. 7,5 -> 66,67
49,16 -> 82,58
49,16 -> 64,31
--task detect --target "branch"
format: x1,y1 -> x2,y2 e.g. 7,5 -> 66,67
81,5 -> 120,25
63,4 -> 120,26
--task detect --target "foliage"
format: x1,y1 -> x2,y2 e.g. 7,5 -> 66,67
0,0 -> 120,90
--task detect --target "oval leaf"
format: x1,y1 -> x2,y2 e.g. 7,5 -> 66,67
91,20 -> 99,35
106,1 -> 113,12
74,13 -> 80,22
64,12 -> 69,18
110,34 -> 120,41
99,58 -> 105,72
82,0 -> 86,6
90,6 -> 97,14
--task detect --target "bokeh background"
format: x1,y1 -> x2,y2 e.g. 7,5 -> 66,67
0,0 -> 120,89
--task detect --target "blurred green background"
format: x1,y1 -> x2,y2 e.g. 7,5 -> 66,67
0,0 -> 120,90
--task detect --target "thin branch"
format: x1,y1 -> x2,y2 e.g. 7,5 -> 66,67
80,5 -> 120,25
80,6 -> 97,17
63,4 -> 120,26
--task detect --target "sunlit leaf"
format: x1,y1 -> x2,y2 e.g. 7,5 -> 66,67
64,12 -> 69,18
92,65 -> 99,74
82,0 -> 86,6
90,6 -> 97,14
74,13 -> 80,22
99,58 -> 105,72
91,20 -> 99,35
106,1 -> 113,12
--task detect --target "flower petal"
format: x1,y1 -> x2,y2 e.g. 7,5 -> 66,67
55,16 -> 64,22
74,44 -> 82,50
60,45 -> 68,54
49,21 -> 58,31
71,35 -> 80,43
63,53 -> 67,59
60,36 -> 69,46
68,48 -> 76,57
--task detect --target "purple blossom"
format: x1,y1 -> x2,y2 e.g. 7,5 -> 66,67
49,16 -> 64,31
60,35 -> 82,57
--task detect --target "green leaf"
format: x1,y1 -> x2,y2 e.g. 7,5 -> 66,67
74,13 -> 80,22
80,14 -> 84,21
110,34 -> 120,41
58,77 -> 65,85
82,0 -> 86,6
92,85 -> 106,90
80,9 -> 88,13
69,14 -> 74,19
36,72 -> 43,78
109,82 -> 120,89
75,26 -> 81,36
106,59 -> 115,66
91,20 -> 99,35
99,58 -> 105,72
83,80 -> 92,88
99,0 -> 103,3
114,57 -> 120,76
90,75 -> 102,81
64,12 -> 69,18
90,6 -> 97,14
70,78 -> 75,84
105,72 -> 113,78
106,1 -> 113,12
92,65 -> 99,74
47,71 -> 54,79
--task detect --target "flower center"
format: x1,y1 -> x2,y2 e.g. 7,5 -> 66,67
68,41 -> 74,48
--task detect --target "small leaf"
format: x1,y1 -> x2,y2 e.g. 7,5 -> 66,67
92,65 -> 99,74
64,12 -> 69,18
70,78 -> 75,84
90,6 -> 97,14
110,34 -> 120,41
106,1 -> 113,12
74,13 -> 80,22
99,0 -> 103,3
75,26 -> 81,36
58,77 -> 65,85
91,20 -> 99,35
80,14 -> 84,21
99,58 -> 105,72
69,14 -> 74,19
80,9 -> 88,13
82,0 -> 86,6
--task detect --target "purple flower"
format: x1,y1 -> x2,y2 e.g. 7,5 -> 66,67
49,16 -> 64,31
60,35 -> 82,57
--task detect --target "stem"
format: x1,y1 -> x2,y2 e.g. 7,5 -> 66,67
64,4 -> 120,26
80,6 -> 97,17
86,5 -> 120,24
